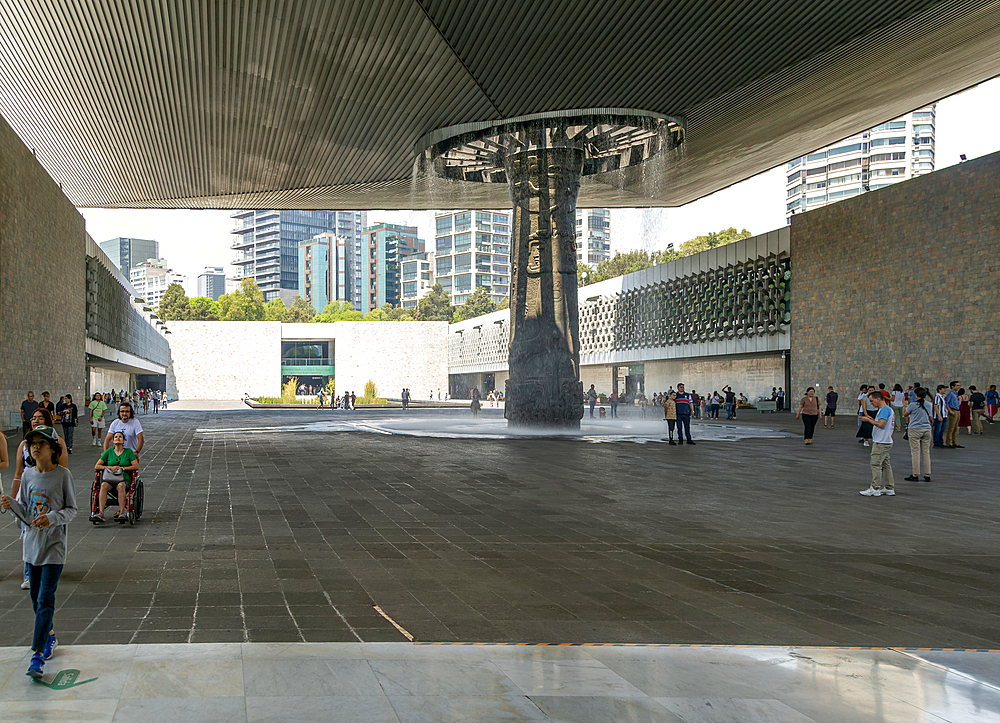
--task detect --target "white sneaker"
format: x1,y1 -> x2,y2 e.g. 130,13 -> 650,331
882,489 -> 896,496
859,487 -> 882,497
863,440 -> 870,447
20,577 -> 30,590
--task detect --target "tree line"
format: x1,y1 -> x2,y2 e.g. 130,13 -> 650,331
157,278 -> 505,323
158,227 -> 752,321
577,227 -> 753,286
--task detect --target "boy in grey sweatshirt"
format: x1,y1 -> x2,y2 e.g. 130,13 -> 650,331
1,426 -> 77,679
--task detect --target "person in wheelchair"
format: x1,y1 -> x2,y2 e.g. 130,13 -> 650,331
103,402 -> 144,456
92,431 -> 138,523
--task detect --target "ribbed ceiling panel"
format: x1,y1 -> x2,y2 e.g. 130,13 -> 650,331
0,0 -> 497,206
0,0 -> 998,209
418,0 -> 939,116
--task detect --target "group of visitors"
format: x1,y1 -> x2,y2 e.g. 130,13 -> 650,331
789,379 -> 994,498
2,389 -> 147,679
135,388 -> 166,414
485,389 -> 504,407
329,391 -> 356,410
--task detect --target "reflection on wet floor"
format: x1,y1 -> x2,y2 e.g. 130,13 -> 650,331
196,416 -> 795,443
0,643 -> 996,722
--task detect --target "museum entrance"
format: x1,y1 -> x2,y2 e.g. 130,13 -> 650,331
614,364 -> 645,403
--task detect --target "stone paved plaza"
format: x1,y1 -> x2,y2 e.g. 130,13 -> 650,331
1,406 -> 998,649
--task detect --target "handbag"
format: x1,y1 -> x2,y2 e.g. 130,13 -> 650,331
102,467 -> 125,483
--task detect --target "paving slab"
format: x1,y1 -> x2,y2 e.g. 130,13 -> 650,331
1,407 -> 997,647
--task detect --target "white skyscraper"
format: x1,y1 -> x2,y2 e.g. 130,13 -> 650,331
130,258 -> 187,310
433,210 -> 511,306
785,105 -> 936,219
576,208 -> 611,266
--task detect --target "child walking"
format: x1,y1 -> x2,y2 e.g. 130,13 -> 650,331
1,427 -> 77,679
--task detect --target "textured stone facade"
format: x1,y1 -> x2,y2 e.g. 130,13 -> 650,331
334,322 -> 448,401
167,322 -> 282,400
0,113 -> 86,428
791,151 -> 999,396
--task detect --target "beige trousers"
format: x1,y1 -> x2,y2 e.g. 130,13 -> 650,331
870,443 -> 894,490
907,428 -> 931,477
945,410 -> 960,446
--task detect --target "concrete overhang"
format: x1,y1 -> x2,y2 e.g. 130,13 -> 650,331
1,0 -> 999,210
86,338 -> 167,376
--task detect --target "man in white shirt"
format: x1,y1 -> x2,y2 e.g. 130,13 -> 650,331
103,403 -> 144,456
859,391 -> 895,497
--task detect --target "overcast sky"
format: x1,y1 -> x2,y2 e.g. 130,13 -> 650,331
79,78 -> 1000,297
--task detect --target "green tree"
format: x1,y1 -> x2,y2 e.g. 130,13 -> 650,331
363,306 -> 388,321
312,300 -> 364,322
264,298 -> 288,322
580,250 -> 667,287
158,283 -> 191,320
223,278 -> 266,321
496,296 -> 510,311
188,296 -> 220,321
286,295 -> 315,322
383,303 -> 415,321
677,227 -> 752,257
216,293 -> 232,320
416,284 -> 454,322
452,287 -> 497,322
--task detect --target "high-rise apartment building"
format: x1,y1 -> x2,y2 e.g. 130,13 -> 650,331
359,223 -> 424,314
785,106 -> 935,219
130,258 -> 186,310
400,252 -> 435,309
433,210 -> 511,306
576,208 -> 611,266
99,237 -> 159,277
196,267 -> 226,301
231,210 -> 366,304
297,233 -> 354,312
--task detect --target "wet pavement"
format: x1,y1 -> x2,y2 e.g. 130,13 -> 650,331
1,406 -> 998,648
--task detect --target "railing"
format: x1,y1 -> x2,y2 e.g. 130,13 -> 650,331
281,357 -> 333,367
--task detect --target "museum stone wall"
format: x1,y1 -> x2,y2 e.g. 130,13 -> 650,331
167,322 -> 282,400
0,113 -> 86,427
791,151 -> 999,398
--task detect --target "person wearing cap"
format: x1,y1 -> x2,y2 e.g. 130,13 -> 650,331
1,426 -> 78,680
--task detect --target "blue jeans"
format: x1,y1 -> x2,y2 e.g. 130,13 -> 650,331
933,418 -> 946,446
61,423 -> 75,450
676,413 -> 692,442
725,402 -> 733,419
28,563 -> 63,651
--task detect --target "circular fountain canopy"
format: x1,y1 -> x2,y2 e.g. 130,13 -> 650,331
417,110 -> 684,184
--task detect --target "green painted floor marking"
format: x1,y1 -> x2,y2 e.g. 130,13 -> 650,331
33,669 -> 98,690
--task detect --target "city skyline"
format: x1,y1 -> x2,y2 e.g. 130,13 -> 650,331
79,78 -> 1000,301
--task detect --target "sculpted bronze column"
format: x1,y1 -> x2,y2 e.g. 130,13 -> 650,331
414,112 -> 684,428
504,147 -> 584,428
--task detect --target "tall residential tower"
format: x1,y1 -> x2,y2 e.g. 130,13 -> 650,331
433,210 -> 511,307
785,106 -> 935,219
231,210 -> 366,304
359,223 -> 424,314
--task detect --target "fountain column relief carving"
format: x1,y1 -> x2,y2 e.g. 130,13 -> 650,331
504,147 -> 584,428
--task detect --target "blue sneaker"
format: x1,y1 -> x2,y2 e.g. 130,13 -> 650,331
26,652 -> 44,679
43,633 -> 57,660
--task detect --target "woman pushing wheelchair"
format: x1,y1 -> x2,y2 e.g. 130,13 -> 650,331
92,431 -> 138,523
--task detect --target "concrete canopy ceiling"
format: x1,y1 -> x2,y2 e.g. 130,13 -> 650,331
1,0 -> 999,210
